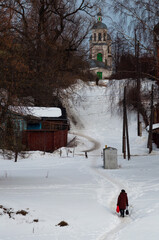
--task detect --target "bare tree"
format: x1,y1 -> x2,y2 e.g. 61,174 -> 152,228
0,0 -> 101,104
0,0 -> 102,160
105,0 -> 159,139
107,0 -> 158,68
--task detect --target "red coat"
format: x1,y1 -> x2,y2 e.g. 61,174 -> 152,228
117,192 -> 128,210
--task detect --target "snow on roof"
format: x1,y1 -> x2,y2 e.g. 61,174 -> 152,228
27,107 -> 62,118
146,123 -> 159,131
10,106 -> 62,118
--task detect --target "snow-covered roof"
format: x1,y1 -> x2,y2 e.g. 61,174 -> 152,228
10,106 -> 62,118
27,107 -> 62,118
146,123 -> 159,131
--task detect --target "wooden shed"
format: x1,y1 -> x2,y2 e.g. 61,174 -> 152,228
14,106 -> 69,152
1,106 -> 69,152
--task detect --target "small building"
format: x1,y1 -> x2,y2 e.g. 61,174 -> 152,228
9,106 -> 69,152
23,107 -> 69,152
89,11 -> 112,79
146,122 -> 159,148
154,104 -> 159,124
151,124 -> 159,148
150,105 -> 159,148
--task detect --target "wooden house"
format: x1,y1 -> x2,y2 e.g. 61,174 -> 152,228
23,107 -> 69,152
9,106 -> 69,152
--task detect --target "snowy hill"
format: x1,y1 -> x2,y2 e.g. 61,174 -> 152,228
0,79 -> 159,240
63,79 -> 153,156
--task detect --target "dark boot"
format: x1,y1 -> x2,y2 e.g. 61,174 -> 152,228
120,209 -> 124,217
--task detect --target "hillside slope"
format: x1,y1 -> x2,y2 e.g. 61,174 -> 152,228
63,79 -> 154,155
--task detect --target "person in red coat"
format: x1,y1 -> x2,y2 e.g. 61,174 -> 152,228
117,189 -> 128,217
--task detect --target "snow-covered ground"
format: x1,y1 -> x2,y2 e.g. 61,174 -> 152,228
0,79 -> 159,240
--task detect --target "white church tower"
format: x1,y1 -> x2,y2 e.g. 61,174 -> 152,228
89,11 -> 112,79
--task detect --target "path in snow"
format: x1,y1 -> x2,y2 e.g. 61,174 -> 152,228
70,131 -> 101,152
91,157 -> 133,240
71,131 -> 134,240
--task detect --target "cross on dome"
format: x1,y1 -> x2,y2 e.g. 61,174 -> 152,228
97,9 -> 102,22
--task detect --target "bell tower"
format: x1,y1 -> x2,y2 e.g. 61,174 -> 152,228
89,11 -> 112,79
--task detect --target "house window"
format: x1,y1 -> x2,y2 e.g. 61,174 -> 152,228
98,33 -> 101,41
27,122 -> 41,130
94,33 -> 96,41
97,53 -> 103,62
97,72 -> 102,79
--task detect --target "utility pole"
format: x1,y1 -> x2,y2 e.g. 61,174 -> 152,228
122,86 -> 130,160
147,85 -> 154,153
122,90 -> 126,159
135,30 -> 141,136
